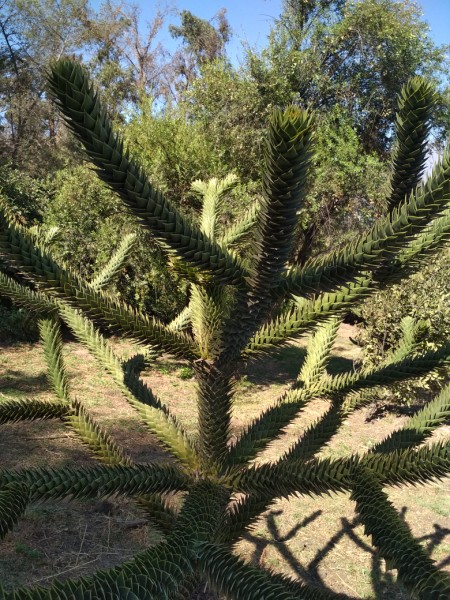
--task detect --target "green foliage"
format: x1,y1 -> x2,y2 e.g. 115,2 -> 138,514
123,99 -> 258,234
249,0 -> 449,153
169,10 -> 230,65
168,8 -> 232,101
0,303 -> 39,342
0,62 -> 449,599
297,107 -> 388,258
357,248 -> 450,403
184,61 -> 269,181
43,164 -> 185,320
44,165 -> 124,279
178,366 -> 194,380
0,165 -> 49,224
124,102 -> 224,207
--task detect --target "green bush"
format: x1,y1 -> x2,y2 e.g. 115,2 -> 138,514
184,61 -> 269,182
0,302 -> 39,343
0,165 -> 51,341
0,164 -> 49,224
302,107 -> 388,254
43,164 -> 185,321
123,101 -> 225,209
177,366 -> 194,380
357,247 -> 450,403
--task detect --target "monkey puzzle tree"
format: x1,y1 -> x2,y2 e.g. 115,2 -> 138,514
0,62 -> 450,599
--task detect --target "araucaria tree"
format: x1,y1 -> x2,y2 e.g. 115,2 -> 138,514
1,61 -> 450,599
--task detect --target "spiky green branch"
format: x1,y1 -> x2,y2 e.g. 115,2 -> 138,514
48,60 -> 246,287
387,77 -> 437,210
0,211 -> 198,357
91,232 -> 136,290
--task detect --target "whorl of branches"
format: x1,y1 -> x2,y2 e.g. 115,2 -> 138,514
0,68 -> 448,599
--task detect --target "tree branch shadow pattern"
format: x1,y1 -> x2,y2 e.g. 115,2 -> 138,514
1,363 -> 449,598
241,506 -> 450,599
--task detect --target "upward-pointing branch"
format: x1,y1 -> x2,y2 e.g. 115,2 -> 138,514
48,60 -> 247,288
388,77 -> 437,211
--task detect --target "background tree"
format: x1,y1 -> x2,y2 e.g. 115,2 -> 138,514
248,0 -> 449,154
293,105 -> 388,262
0,0 -> 171,172
183,60 -> 269,182
244,0 -> 449,259
0,0 -> 97,172
169,8 -> 231,94
87,1 -> 169,113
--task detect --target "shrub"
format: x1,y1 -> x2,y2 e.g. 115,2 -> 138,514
123,101 -> 225,209
178,366 -> 194,380
43,164 -> 186,321
301,106 -> 388,256
0,302 -> 39,343
356,247 -> 450,404
0,164 -> 49,225
0,63 -> 449,598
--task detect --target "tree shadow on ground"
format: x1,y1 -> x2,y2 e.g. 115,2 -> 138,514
1,352 -> 446,598
0,370 -> 49,394
244,346 -> 308,385
327,355 -> 357,376
241,507 -> 450,599
243,345 -> 356,387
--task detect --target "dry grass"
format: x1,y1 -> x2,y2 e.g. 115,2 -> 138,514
0,324 -> 449,598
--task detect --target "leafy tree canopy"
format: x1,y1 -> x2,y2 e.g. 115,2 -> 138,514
248,0 -> 450,153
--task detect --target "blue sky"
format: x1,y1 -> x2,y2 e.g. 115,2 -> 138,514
420,0 -> 450,47
110,0 -> 450,66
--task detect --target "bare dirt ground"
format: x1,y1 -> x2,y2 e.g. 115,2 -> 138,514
0,324 -> 449,598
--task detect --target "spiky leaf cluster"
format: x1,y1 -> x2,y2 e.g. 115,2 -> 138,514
0,63 -> 449,598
